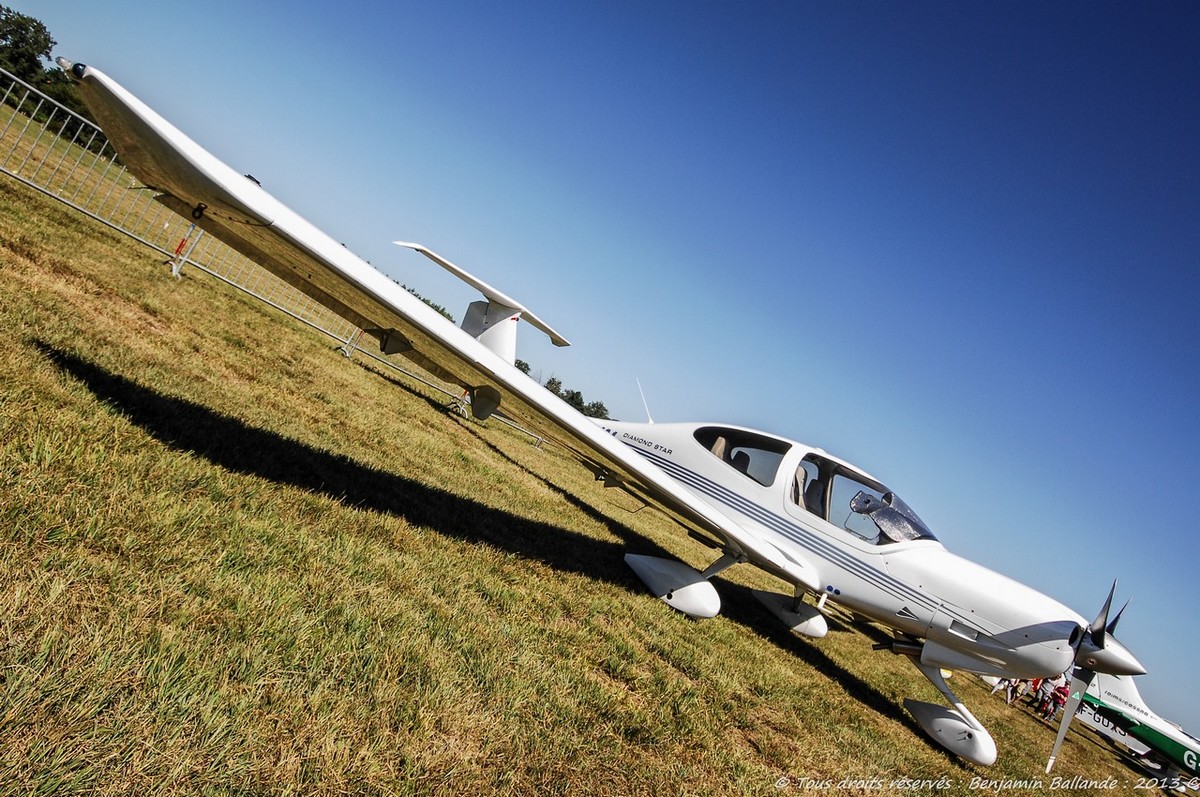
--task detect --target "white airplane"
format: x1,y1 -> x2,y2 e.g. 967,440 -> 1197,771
60,58 -> 1146,768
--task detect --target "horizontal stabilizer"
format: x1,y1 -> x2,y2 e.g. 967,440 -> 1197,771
395,241 -> 570,347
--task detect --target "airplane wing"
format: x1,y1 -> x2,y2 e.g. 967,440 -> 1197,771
64,61 -> 821,594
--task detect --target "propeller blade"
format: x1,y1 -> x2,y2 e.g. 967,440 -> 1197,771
1087,580 -> 1118,651
1106,598 -> 1131,636
1046,669 -> 1096,773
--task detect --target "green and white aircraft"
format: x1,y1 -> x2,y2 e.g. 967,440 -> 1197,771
1076,673 -> 1200,789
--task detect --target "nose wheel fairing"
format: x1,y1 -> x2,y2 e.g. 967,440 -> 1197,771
905,659 -> 998,766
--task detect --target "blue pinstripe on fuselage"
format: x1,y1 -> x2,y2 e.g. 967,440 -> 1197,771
625,442 -> 979,631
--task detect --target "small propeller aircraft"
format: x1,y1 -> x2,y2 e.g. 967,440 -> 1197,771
1076,701 -> 1151,758
1065,672 -> 1200,785
60,58 -> 1146,767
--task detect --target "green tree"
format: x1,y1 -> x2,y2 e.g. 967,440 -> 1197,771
583,401 -> 609,420
0,5 -> 54,83
0,6 -> 92,128
514,359 -> 531,375
540,375 -> 607,417
561,389 -> 586,412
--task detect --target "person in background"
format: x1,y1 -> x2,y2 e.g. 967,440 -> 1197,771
1044,681 -> 1070,722
1035,677 -> 1056,715
1007,679 -> 1028,705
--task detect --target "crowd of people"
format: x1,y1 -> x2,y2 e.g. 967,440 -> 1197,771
990,673 -> 1071,722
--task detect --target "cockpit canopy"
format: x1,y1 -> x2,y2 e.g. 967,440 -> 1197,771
692,426 -> 791,487
691,426 -> 938,545
848,490 -> 936,544
796,452 -> 938,544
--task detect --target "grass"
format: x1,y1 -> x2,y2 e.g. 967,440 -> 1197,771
0,174 -> 1156,795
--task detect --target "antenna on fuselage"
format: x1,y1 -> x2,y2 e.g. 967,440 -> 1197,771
636,378 -> 654,424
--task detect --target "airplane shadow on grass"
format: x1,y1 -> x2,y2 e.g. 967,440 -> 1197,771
37,340 -> 953,762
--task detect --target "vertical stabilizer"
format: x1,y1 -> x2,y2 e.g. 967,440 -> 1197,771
462,299 -> 521,364
1091,673 -> 1155,722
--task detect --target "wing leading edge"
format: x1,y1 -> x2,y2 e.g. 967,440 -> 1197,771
62,60 -> 819,594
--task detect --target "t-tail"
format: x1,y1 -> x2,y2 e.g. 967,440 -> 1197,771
395,242 -> 569,365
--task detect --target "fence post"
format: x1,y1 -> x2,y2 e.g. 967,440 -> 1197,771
169,224 -> 204,278
339,328 -> 363,358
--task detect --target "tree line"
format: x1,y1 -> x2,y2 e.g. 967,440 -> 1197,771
513,362 -> 608,419
1,6 -> 93,128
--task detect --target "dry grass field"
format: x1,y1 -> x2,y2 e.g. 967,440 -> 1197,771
0,175 -> 1157,795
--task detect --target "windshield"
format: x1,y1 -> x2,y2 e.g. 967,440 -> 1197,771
794,453 -> 940,545
849,490 -> 938,544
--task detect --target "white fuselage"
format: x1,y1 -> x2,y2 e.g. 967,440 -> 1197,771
601,420 -> 1083,679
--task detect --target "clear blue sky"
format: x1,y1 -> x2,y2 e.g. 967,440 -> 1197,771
21,0 -> 1200,739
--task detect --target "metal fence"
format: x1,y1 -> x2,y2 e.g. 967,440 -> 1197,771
1,66 -> 540,442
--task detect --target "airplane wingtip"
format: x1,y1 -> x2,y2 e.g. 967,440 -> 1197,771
56,57 -> 88,80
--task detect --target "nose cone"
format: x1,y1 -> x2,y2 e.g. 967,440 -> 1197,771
1077,634 -> 1146,676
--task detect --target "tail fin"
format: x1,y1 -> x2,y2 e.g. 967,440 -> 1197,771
1090,673 -> 1156,724
395,242 -> 569,365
